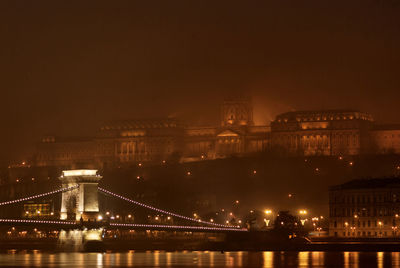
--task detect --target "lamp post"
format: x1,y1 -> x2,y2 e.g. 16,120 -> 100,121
264,210 -> 273,228
378,221 -> 383,237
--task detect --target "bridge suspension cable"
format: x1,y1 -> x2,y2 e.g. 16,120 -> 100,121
98,187 -> 237,228
0,185 -> 79,206
110,223 -> 247,232
0,219 -> 75,225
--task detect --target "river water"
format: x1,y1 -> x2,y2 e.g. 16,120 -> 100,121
0,251 -> 398,267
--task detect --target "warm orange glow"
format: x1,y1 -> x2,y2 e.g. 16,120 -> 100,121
299,210 -> 307,215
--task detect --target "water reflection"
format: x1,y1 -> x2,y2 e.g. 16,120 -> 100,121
377,252 -> 383,268
0,251 -> 399,267
298,251 -> 309,267
263,252 -> 273,268
393,252 -> 400,267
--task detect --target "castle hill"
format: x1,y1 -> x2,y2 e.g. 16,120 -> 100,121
2,99 -> 400,253
1,1 -> 400,267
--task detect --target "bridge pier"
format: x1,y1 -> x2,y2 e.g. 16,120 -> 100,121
59,170 -> 102,221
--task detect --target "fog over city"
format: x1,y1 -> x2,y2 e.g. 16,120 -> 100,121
1,0 -> 400,162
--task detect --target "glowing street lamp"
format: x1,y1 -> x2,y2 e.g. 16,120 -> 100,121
265,210 -> 272,215
299,210 -> 307,215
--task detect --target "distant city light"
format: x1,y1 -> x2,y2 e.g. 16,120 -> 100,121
265,210 -> 272,215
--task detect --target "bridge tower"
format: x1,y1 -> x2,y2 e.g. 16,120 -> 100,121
59,170 -> 102,221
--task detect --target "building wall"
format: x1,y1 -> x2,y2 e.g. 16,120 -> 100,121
270,110 -> 373,156
35,137 -> 95,168
370,129 -> 400,154
221,99 -> 253,127
329,187 -> 400,238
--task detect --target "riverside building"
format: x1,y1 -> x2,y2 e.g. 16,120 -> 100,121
329,178 -> 400,238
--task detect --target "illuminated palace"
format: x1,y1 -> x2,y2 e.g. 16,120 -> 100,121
33,100 -> 400,168
34,99 -> 269,168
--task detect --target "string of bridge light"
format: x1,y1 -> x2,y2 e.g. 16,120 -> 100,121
0,185 -> 79,206
0,219 -> 75,225
98,187 -> 236,228
110,223 -> 247,232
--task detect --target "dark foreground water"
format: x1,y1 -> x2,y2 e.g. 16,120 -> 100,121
0,251 -> 398,267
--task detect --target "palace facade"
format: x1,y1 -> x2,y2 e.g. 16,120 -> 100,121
32,100 -> 400,169
270,110 -> 374,156
34,99 -> 269,169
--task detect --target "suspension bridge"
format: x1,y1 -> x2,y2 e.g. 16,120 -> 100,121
0,169 -> 247,234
